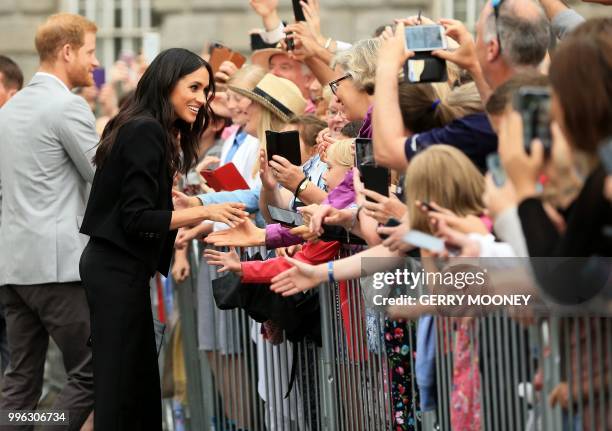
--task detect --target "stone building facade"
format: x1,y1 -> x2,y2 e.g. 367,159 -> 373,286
0,0 -> 608,81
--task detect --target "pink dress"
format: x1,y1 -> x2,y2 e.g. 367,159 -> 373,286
451,319 -> 481,430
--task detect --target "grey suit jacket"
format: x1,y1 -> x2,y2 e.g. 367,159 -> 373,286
0,73 -> 98,285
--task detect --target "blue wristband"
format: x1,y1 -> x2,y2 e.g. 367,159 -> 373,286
327,261 -> 336,284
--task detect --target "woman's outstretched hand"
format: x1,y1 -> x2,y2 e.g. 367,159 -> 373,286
203,203 -> 249,227
270,257 -> 326,296
204,218 -> 266,247
203,247 -> 242,274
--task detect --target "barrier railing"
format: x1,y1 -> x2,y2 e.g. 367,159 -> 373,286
170,243 -> 611,431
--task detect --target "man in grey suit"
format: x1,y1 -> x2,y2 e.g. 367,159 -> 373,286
0,55 -> 24,377
0,13 -> 99,430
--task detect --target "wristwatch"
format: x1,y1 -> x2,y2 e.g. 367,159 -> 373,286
295,177 -> 310,198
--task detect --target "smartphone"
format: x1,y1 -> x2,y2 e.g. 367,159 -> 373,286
360,165 -> 390,202
598,136 -> 612,175
404,54 -> 448,84
355,138 -> 375,167
420,201 -> 439,213
286,33 -> 295,51
209,45 -> 247,74
93,68 -> 105,89
268,205 -> 305,227
378,217 -> 401,240
486,153 -> 506,187
404,25 -> 447,52
513,86 -> 552,156
292,0 -> 306,22
403,230 -> 445,253
266,130 -> 302,167
208,41 -> 224,55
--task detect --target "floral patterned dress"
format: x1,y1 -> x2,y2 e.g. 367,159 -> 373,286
385,318 -> 420,430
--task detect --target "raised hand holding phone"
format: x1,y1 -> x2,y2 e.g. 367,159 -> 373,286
404,25 -> 447,52
299,0 -> 324,44
361,189 -> 407,224
482,173 -> 518,220
512,86 -> 552,156
378,216 -> 412,254
377,22 -> 415,72
268,155 -> 305,192
431,19 -> 478,74
259,149 -> 278,190
498,109 -> 545,201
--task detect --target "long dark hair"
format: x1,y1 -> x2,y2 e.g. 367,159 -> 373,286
549,18 -> 612,154
94,48 -> 216,174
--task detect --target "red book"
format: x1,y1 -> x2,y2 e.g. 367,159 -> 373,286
200,162 -> 249,192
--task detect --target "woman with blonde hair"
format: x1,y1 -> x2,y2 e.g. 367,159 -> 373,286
405,145 -> 485,233
228,73 -> 307,176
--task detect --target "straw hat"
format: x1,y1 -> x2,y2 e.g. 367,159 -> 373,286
228,73 -> 307,123
250,48 -> 288,70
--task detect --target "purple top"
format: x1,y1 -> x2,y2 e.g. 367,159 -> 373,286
358,105 -> 374,139
265,168 -> 357,248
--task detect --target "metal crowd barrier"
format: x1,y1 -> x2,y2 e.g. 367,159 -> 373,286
431,314 -> 611,431
168,243 -> 611,431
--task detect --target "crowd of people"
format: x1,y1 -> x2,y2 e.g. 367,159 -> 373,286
0,0 -> 610,429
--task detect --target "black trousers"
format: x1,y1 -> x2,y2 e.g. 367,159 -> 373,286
0,283 -> 93,431
80,238 -> 162,431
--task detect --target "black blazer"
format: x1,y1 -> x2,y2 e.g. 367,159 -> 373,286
80,116 -> 177,276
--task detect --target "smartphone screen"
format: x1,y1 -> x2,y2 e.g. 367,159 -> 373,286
404,25 -> 446,52
486,153 -> 506,187
355,138 -> 375,167
420,201 -> 439,213
513,86 -> 552,155
266,130 -> 302,167
403,230 -> 445,253
360,165 -> 389,201
268,205 -> 304,227
599,137 -> 612,175
378,217 -> 401,240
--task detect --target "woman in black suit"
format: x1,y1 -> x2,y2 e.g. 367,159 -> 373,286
79,48 -> 248,430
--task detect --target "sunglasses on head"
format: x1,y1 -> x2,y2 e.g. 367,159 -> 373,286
491,0 -> 505,55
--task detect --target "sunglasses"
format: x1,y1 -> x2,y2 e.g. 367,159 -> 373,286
328,73 -> 352,96
491,0 -> 505,55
